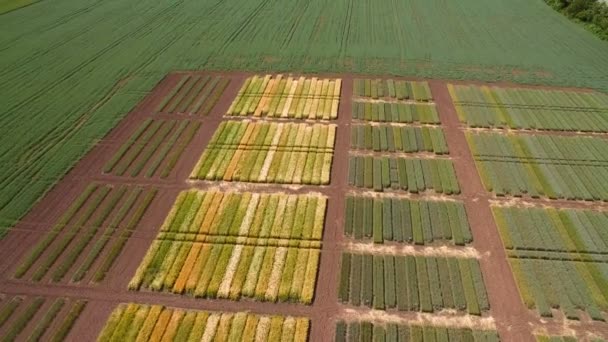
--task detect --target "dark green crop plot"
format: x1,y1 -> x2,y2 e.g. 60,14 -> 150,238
344,195 -> 472,245
155,75 -> 230,115
348,156 -> 460,194
352,102 -> 440,124
351,125 -> 448,154
338,252 -> 489,315
335,321 -> 500,341
353,79 -> 432,101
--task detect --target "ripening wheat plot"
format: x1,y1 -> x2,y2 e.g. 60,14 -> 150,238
226,75 -> 341,119
129,190 -> 326,304
352,102 -> 440,124
353,79 -> 433,102
14,183 -> 157,284
345,195 -> 472,245
351,125 -> 448,154
449,84 -> 608,132
338,252 -> 489,315
97,303 -> 310,342
335,321 -> 500,342
467,131 -> 608,200
190,121 -> 336,185
155,74 -> 230,115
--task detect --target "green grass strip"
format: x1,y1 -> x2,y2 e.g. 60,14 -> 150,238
50,300 -> 87,342
26,298 -> 66,342
103,119 -> 153,173
144,120 -> 189,178
156,75 -> 191,112
3,297 -> 44,342
0,297 -> 22,328
160,121 -> 201,178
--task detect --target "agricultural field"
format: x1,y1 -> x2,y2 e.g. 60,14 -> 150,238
128,190 -> 324,304
155,75 -> 230,115
103,119 -> 200,178
344,195 -> 472,245
353,79 -> 433,101
226,75 -> 341,119
449,84 -> 608,132
191,121 -> 336,184
352,102 -> 440,124
534,334 -> 606,342
467,131 -> 608,200
335,321 -> 500,342
350,125 -> 448,154
97,304 -> 309,341
0,295 -> 87,342
14,183 -> 157,284
338,252 -> 489,315
348,156 -> 460,194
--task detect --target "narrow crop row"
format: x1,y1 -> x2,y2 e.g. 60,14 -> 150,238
191,121 -> 335,184
227,75 -> 341,119
14,184 -> 157,284
352,102 -> 440,124
335,321 -> 499,342
103,119 -> 200,178
492,205 -> 608,255
467,131 -> 608,200
155,190 -> 326,244
353,79 -> 432,102
534,335 -> 596,342
155,74 -> 230,115
351,125 -> 448,154
129,242 -> 320,304
509,258 -> 608,321
338,252 -> 489,315
97,303 -> 309,341
345,195 -> 472,245
0,295 -> 87,342
449,84 -> 608,132
348,156 -> 460,194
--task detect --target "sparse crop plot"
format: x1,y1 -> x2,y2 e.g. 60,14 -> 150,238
449,84 -> 608,132
155,75 -> 230,115
128,190 -> 325,304
226,75 -> 341,119
335,320 -> 499,342
0,295 -> 87,341
344,195 -> 472,245
348,156 -> 460,194
97,303 -> 310,341
352,102 -> 440,124
353,79 -> 432,102
14,183 -> 157,283
351,125 -> 448,154
533,335 -> 592,342
467,131 -> 608,200
338,252 -> 489,315
103,119 -> 200,178
190,121 -> 335,185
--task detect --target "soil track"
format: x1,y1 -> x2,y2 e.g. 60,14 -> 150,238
0,71 -> 607,341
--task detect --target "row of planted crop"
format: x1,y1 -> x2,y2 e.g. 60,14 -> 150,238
352,102 -> 440,124
335,320 -> 499,342
338,252 -> 489,315
227,75 -> 341,119
353,79 -> 432,102
348,156 -> 460,194
344,195 -> 472,245
156,74 -> 230,115
98,304 -> 309,342
155,190 -> 326,244
15,184 -> 156,284
351,125 -> 448,154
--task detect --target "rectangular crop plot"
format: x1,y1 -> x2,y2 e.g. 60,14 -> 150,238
449,84 -> 608,132
352,102 -> 440,124
0,295 -> 87,342
226,75 -> 341,119
155,75 -> 230,115
191,121 -> 335,185
344,195 -> 472,245
351,124 -> 448,154
353,79 -> 433,102
335,321 -> 499,342
97,303 -> 310,342
467,131 -> 608,200
129,190 -> 325,304
103,119 -> 200,178
338,252 -> 489,315
348,155 -> 460,194
14,183 -> 157,284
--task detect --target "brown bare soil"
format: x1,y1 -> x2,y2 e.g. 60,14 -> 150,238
0,71 -> 606,342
